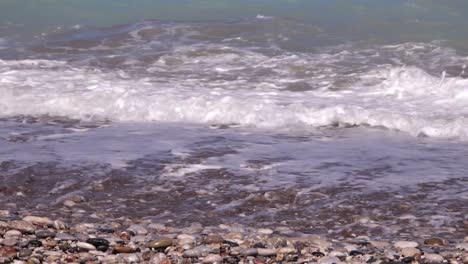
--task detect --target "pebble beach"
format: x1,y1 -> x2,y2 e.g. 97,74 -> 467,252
1,211 -> 467,263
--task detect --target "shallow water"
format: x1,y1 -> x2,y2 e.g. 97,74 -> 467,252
0,1 -> 467,240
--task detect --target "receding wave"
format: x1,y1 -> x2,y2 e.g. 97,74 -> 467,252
1,53 -> 468,140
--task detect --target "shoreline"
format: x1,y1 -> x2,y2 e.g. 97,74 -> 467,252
1,214 -> 467,263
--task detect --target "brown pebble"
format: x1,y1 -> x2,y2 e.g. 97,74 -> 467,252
203,234 -> 224,244
8,220 -> 36,233
46,240 -> 58,248
148,237 -> 173,249
113,245 -> 137,254
119,231 -> 132,241
0,246 -> 17,258
424,238 -> 447,246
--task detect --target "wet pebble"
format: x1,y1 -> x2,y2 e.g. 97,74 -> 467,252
1,238 -> 17,247
52,220 -> 68,230
4,230 -> 22,237
394,241 -> 418,249
319,256 -> 341,264
18,248 -> 33,258
456,243 -> 468,250
401,247 -> 420,257
35,229 -> 56,239
240,248 -> 258,256
0,246 -> 17,259
203,234 -> 224,244
424,253 -> 444,263
23,216 -> 53,226
149,253 -> 170,264
202,254 -> 223,263
257,248 -> 277,256
8,220 -> 36,233
121,253 -> 141,263
278,247 -> 296,254
56,233 -> 76,241
86,238 -> 110,252
77,242 -> 97,251
148,237 -> 173,250
113,245 -> 137,254
128,224 -> 148,235
28,240 -> 42,247
258,228 -> 273,235
424,237 -> 447,246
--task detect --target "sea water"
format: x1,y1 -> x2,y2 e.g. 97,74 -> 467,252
0,0 -> 467,239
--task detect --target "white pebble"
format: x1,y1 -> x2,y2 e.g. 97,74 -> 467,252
401,247 -> 420,257
424,253 -> 444,263
278,247 -> 296,254
319,256 -> 342,264
76,242 -> 96,250
202,254 -> 223,263
23,216 -> 53,226
394,240 -> 418,249
258,228 -> 273,235
257,248 -> 277,256
5,230 -> 22,237
456,242 -> 468,250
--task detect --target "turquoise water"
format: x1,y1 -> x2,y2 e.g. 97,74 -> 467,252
2,0 -> 468,44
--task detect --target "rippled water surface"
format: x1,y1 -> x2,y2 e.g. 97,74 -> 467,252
0,1 -> 467,240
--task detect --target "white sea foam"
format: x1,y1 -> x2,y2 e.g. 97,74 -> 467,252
1,43 -> 468,140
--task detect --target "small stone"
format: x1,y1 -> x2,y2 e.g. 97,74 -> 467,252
56,233 -> 77,241
18,248 -> 32,258
183,249 -> 203,258
371,241 -> 390,248
149,253 -> 170,264
424,238 -> 447,246
46,240 -> 57,248
1,238 -> 17,247
148,237 -> 173,250
278,247 -> 296,254
63,200 -> 76,207
462,254 -> 468,264
424,253 -> 444,263
258,228 -> 274,235
257,248 -> 277,256
95,227 -> 115,233
35,229 -> 56,239
113,245 -> 137,254
203,234 -> 224,244
68,194 -> 85,203
456,243 -> 468,250
23,216 -> 53,226
310,238 -> 332,249
178,237 -> 195,247
27,257 -> 41,264
0,246 -> 17,258
329,251 -> 346,258
77,242 -> 96,251
121,253 -> 141,263
4,230 -> 22,237
401,247 -> 421,257
128,224 -> 148,235
319,256 -> 341,264
202,254 -> 223,263
28,240 -> 42,247
52,220 -> 68,230
86,238 -> 109,252
8,220 -> 36,233
240,248 -> 258,256
394,241 -> 418,249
